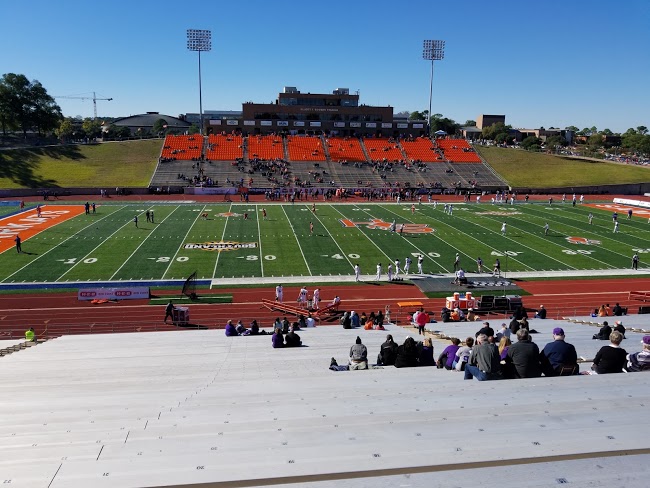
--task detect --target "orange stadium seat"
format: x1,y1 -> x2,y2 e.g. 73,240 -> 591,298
206,134 -> 243,160
437,139 -> 482,163
286,135 -> 326,161
161,134 -> 203,160
362,138 -> 404,162
400,137 -> 443,162
247,135 -> 285,160
326,137 -> 367,162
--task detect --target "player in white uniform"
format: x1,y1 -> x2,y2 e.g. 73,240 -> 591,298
354,264 -> 361,282
375,263 -> 382,281
417,255 -> 424,274
387,264 -> 393,281
404,257 -> 412,275
312,288 -> 320,310
394,259 -> 401,279
275,284 -> 283,303
299,286 -> 308,307
501,222 -> 507,236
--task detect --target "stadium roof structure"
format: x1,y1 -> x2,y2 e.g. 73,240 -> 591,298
111,113 -> 190,129
1,318 -> 648,487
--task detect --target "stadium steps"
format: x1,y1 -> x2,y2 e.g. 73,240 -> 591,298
282,136 -> 289,161
359,139 -> 372,162
0,339 -> 48,358
243,136 -> 249,161
321,135 -> 331,161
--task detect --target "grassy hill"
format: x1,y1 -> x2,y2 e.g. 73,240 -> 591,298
0,139 -> 162,189
475,145 -> 650,188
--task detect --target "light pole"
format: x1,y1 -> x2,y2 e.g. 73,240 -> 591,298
422,40 -> 445,137
187,29 -> 212,136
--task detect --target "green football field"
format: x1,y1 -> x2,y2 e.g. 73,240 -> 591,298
1,201 -> 648,284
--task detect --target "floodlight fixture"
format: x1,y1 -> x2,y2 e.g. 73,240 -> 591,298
422,40 -> 445,137
187,29 -> 212,136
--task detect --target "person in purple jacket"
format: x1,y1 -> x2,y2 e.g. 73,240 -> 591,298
271,327 -> 285,348
437,338 -> 461,370
224,320 -> 239,337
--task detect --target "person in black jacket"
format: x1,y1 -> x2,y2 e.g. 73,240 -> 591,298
506,328 -> 541,378
377,334 -> 398,366
592,331 -> 627,374
535,305 -> 547,319
593,321 -> 612,340
285,327 -> 302,347
395,337 -> 419,368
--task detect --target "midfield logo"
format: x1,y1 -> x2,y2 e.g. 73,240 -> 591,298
339,218 -> 433,234
184,241 -> 257,251
565,236 -> 601,245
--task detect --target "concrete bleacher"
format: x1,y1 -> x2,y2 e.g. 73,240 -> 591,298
1,322 -> 648,487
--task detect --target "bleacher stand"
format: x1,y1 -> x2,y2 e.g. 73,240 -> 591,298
287,135 -> 326,161
206,134 -> 243,161
160,134 -> 203,161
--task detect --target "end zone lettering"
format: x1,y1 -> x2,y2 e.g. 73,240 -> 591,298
184,241 -> 257,251
79,291 -> 97,298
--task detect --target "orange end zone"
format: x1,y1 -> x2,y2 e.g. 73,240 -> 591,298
0,205 -> 86,253
584,202 -> 650,219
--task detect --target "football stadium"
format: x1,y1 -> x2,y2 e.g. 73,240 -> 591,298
1,3 -> 650,487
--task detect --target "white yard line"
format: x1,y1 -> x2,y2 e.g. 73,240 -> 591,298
56,209 -> 149,281
280,204 -> 312,276
327,204 -> 394,264
308,204 -> 354,270
110,205 -> 180,280
2,206 -> 126,282
361,204 -> 449,272
255,204 -> 264,277
210,203 -> 231,283
160,204 -> 207,280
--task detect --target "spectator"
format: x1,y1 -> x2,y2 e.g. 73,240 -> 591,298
466,308 -> 480,322
224,320 -> 239,337
235,320 -> 249,335
25,327 -> 36,342
306,314 -> 316,328
495,323 -> 511,342
593,321 -> 612,340
351,311 -> 360,328
285,327 -> 302,347
418,337 -> 435,366
540,328 -> 578,376
464,334 -> 502,381
612,303 -> 624,316
416,307 -> 429,335
349,336 -> 368,370
437,338 -> 461,370
535,305 -> 547,319
453,337 -> 475,371
498,336 -> 511,360
341,311 -> 352,329
597,304 -> 608,317
395,336 -> 419,368
249,320 -> 267,335
613,320 -> 626,338
592,331 -> 627,374
506,329 -> 542,378
271,327 -> 284,348
475,321 -> 495,340
626,336 -> 650,372
377,334 -> 399,366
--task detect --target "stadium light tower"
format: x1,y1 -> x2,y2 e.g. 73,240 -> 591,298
422,39 -> 445,137
187,29 -> 212,136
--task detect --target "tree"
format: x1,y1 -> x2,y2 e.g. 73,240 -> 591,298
82,118 -> 102,139
546,135 -> 566,151
431,116 -> 460,136
521,136 -> 542,151
482,122 -> 510,141
601,128 -> 613,136
55,118 -> 75,142
408,111 -> 427,121
588,133 -> 603,149
188,123 -> 200,135
637,126 -> 648,135
152,118 -> 168,135
565,126 -> 579,133
0,73 -> 61,137
464,120 -> 477,127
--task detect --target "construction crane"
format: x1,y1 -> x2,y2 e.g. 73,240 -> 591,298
54,92 -> 113,119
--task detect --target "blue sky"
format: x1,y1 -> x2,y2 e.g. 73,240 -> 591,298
3,0 -> 649,133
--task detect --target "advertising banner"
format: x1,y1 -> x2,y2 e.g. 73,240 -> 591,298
78,287 -> 150,301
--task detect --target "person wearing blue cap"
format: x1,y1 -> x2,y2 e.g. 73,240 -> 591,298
540,327 -> 578,376
626,336 -> 650,372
